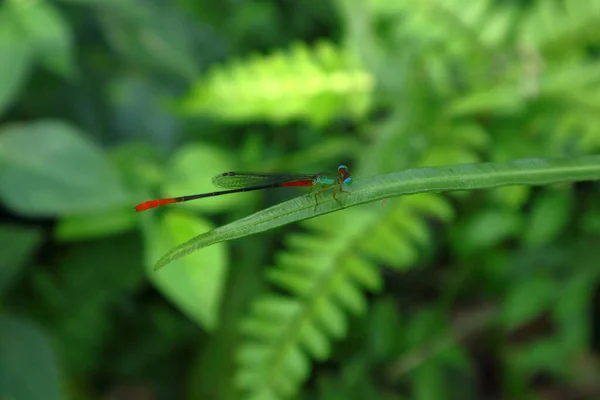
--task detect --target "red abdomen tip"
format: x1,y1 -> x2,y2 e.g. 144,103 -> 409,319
135,198 -> 177,212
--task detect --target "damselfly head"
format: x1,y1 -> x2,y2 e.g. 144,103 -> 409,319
337,165 -> 352,185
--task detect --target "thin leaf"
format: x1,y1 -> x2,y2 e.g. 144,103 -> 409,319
153,156 -> 600,269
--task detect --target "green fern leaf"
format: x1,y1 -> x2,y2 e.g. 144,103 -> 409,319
179,41 -> 374,125
298,320 -> 330,360
236,190 -> 455,399
379,0 -> 515,51
520,0 -> 600,52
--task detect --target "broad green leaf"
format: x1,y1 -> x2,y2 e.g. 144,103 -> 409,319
0,224 -> 42,296
108,74 -> 181,147
109,141 -> 163,188
449,85 -> 525,116
98,1 -> 199,80
454,209 -> 522,255
0,120 -> 129,216
55,0 -> 124,5
162,143 -> 238,213
6,0 -> 74,76
142,210 -> 227,330
488,185 -> 530,209
366,298 -> 403,360
54,207 -> 137,242
418,146 -> 480,167
404,309 -> 445,349
452,123 -> 490,151
0,8 -> 33,117
580,210 -> 600,234
0,316 -> 62,400
152,156 -> 600,269
413,363 -> 445,400
502,276 -> 556,329
479,6 -> 514,47
522,190 -> 572,247
401,193 -> 454,222
554,273 -> 595,352
505,337 -> 569,380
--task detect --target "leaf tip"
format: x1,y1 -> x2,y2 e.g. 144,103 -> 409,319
153,260 -> 168,271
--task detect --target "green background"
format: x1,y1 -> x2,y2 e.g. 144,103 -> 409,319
1,0 -> 600,399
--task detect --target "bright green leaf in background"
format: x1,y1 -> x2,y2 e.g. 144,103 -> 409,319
109,142 -> 164,190
505,337 -> 570,395
97,0 -> 201,80
453,209 -> 522,255
0,120 -> 129,216
4,0 -> 74,76
0,7 -> 33,117
0,224 -> 42,297
108,74 -> 182,149
364,298 -> 403,361
54,207 -> 137,242
522,189 -> 573,247
163,143 -> 239,213
142,211 -> 228,330
502,276 -> 556,330
488,185 -> 531,210
180,41 -> 373,126
0,316 -> 62,400
554,271 -> 597,353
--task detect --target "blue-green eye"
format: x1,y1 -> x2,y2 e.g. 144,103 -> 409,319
344,176 -> 352,185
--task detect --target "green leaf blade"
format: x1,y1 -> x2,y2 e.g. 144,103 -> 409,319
0,9 -> 33,117
153,156 -> 600,269
0,120 -> 129,216
0,224 -> 42,296
143,211 -> 228,330
7,0 -> 75,76
0,316 -> 62,400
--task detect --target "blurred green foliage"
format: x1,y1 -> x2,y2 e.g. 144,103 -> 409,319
1,0 -> 600,399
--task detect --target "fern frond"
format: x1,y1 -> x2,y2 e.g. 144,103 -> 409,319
365,0 -> 519,103
519,0 -> 600,53
547,106 -> 600,154
236,195 -> 453,399
377,0 -> 515,51
180,41 -> 374,125
448,59 -> 600,117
